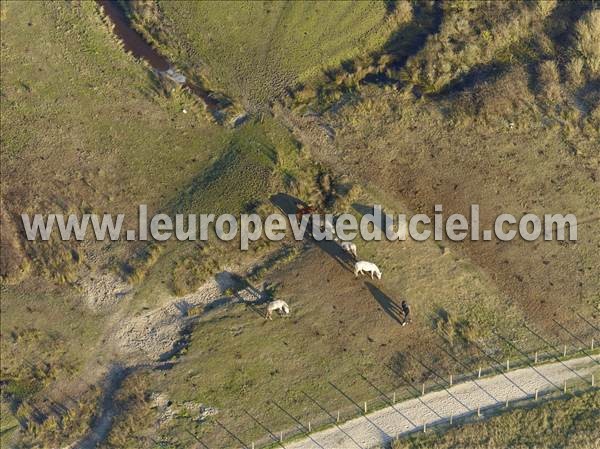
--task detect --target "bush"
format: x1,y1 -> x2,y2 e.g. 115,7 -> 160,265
171,253 -> 219,296
575,10 -> 600,76
538,60 -> 562,103
401,2 -> 555,93
121,243 -> 162,284
566,57 -> 585,86
434,309 -> 480,346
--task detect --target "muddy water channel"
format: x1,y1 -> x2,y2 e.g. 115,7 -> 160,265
98,0 -> 226,115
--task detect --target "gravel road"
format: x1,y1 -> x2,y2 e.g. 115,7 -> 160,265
285,355 -> 599,449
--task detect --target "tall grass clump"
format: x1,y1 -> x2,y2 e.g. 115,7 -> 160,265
401,1 -> 556,93
538,59 -> 562,103
575,10 -> 600,77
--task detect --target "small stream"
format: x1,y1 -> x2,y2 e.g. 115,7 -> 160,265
98,0 -> 223,114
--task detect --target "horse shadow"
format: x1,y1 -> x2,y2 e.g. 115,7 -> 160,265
270,193 -> 355,272
352,203 -> 388,233
365,282 -> 404,325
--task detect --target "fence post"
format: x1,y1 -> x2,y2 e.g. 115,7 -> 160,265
477,405 -> 481,417
535,389 -> 538,400
422,383 -> 425,396
505,396 -> 509,408
563,345 -> 567,357
337,410 -> 340,423
450,413 -> 453,425
252,443 -> 255,449
449,374 -> 453,386
534,351 -> 538,364
592,374 -> 595,387
564,380 -> 567,394
364,401 -> 367,414
423,422 -> 427,433
393,392 -> 396,404
280,431 -> 283,442
592,338 -> 595,351
506,358 -> 510,371
478,367 -> 482,378
308,421 -> 311,432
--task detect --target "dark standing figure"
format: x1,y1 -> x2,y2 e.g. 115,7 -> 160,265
401,300 -> 412,326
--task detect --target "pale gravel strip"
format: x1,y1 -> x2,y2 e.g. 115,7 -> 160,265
285,355 -> 599,449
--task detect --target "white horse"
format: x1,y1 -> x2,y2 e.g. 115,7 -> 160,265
265,300 -> 290,320
340,241 -> 358,258
354,261 -> 382,280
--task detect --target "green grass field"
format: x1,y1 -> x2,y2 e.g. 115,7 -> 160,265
392,389 -> 600,449
0,2 -> 305,445
0,1 -> 313,290
133,0 -> 404,110
0,1 -> 232,284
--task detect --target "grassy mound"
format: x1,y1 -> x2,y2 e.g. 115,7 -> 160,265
133,0 -> 403,109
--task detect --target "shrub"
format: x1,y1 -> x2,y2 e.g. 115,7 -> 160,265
434,309 -> 480,346
566,57 -> 585,86
536,0 -> 557,17
538,60 -> 562,103
171,254 -> 219,296
402,2 -> 555,93
575,10 -> 600,76
121,243 -> 162,284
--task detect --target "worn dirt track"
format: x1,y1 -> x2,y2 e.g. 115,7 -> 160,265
285,355 -> 599,449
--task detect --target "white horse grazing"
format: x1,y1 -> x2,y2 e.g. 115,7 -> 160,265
265,300 -> 290,320
340,241 -> 358,258
354,261 -> 382,280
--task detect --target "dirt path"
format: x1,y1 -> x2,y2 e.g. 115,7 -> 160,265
286,355 -> 599,449
63,364 -> 128,449
62,268 -> 264,449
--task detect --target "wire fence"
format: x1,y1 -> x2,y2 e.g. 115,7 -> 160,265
197,324 -> 599,449
8,321 -> 599,449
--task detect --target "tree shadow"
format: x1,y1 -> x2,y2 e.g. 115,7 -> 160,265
270,193 -> 354,272
365,282 -> 404,325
